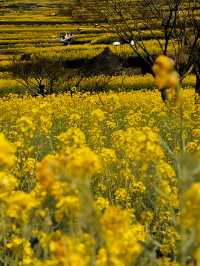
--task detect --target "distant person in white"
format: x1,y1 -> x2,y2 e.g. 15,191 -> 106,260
64,33 -> 73,42
113,41 -> 121,46
60,33 -> 73,44
112,40 -> 135,46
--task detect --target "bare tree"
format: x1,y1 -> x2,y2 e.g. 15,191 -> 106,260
185,1 -> 200,94
74,0 -> 200,92
8,56 -> 66,96
173,0 -> 200,92
77,0 -> 182,61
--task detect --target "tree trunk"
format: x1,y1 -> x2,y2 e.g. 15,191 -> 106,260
195,70 -> 200,95
39,84 -> 45,97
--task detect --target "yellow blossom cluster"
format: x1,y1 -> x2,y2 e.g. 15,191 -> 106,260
153,55 -> 180,102
0,83 -> 199,265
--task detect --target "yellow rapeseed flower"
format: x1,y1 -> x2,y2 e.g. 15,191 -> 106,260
66,147 -> 101,178
0,133 -> 16,167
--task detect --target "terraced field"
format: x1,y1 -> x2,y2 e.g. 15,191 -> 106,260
0,0 -> 199,94
2,0 -> 199,67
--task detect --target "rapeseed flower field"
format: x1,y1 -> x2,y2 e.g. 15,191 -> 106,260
1,68 -> 200,266
1,0 -> 200,264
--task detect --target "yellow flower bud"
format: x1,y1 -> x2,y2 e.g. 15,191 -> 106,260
168,71 -> 180,88
155,55 -> 175,72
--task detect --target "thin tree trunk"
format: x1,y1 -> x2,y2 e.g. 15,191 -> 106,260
195,68 -> 200,95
